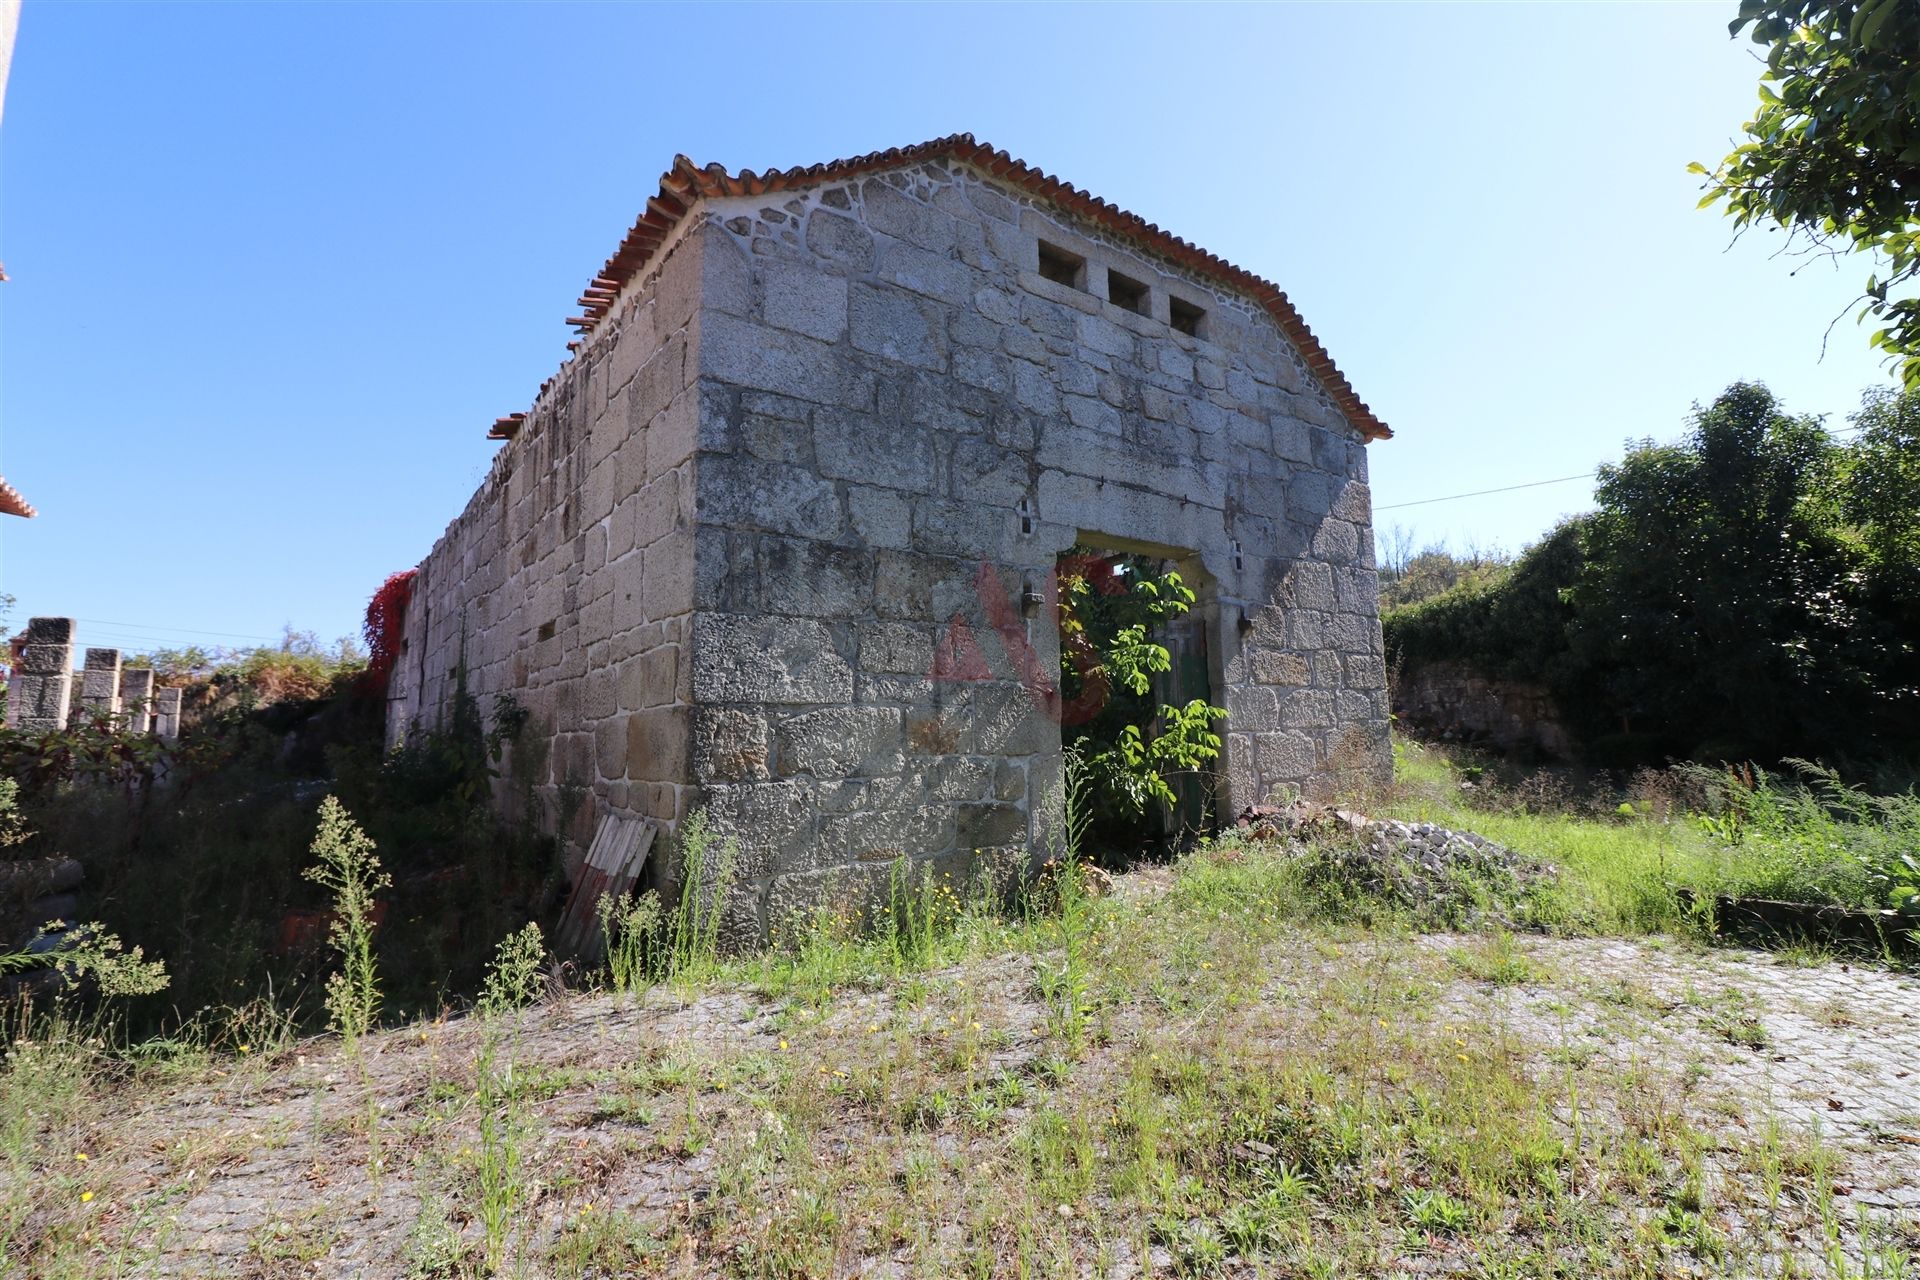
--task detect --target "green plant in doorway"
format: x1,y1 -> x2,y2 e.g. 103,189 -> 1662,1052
1057,549 -> 1227,840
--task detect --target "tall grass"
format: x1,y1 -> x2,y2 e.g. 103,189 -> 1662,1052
664,812 -> 737,988
1384,738 -> 1920,937
473,923 -> 546,1273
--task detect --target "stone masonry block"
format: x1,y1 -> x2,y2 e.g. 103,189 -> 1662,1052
626,706 -> 689,782
24,618 -> 76,645
858,622 -> 933,674
119,668 -> 156,731
692,613 -> 853,705
691,706 -> 770,783
816,804 -> 954,867
847,485 -> 913,550
6,673 -> 70,727
697,780 -> 816,880
154,686 -> 184,740
79,649 -> 122,715
776,706 -> 905,780
816,409 -> 933,492
697,455 -> 842,541
860,179 -> 955,254
1252,650 -> 1312,686
701,311 -> 844,406
16,644 -> 71,676
879,241 -> 973,306
1254,731 -> 1318,780
803,210 -> 876,271
762,261 -> 848,343
849,284 -> 948,372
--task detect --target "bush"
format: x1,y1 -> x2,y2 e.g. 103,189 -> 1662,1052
1386,383 -> 1920,769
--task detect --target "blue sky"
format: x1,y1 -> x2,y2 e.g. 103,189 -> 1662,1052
0,1 -> 1896,656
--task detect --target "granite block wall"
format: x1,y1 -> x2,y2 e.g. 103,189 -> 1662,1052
683,160 -> 1388,934
390,155 -> 1389,939
388,224 -> 708,846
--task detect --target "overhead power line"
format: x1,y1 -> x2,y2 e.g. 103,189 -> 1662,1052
1376,422 -> 1875,513
1375,472 -> 1596,512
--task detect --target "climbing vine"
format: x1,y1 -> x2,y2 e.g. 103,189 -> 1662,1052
363,570 -> 417,690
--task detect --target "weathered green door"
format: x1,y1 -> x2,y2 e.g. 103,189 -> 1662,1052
1155,607 -> 1216,844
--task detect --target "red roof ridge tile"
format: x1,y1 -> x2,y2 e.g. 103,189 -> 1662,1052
0,475 -> 36,519
566,134 -> 1390,442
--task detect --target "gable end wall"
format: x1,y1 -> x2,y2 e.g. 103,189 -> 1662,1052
683,159 -> 1389,937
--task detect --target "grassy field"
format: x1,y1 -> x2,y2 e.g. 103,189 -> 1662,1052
1380,740 -> 1907,940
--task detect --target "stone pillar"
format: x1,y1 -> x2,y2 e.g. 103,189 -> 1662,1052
76,647 -> 123,723
4,618 -> 76,732
154,686 -> 184,740
119,667 -> 156,733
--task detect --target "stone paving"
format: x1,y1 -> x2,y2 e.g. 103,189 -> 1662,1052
1427,935 -> 1920,1217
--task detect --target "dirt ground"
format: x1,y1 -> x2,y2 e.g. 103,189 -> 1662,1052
8,933 -> 1904,1277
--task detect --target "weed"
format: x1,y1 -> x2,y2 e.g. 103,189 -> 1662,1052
402,1196 -> 472,1277
664,811 -> 738,985
470,923 -> 548,1273
1029,857 -> 1099,1050
303,796 -> 391,1045
1404,1187 -> 1473,1234
1445,930 -> 1539,985
545,1206 -> 658,1277
595,889 -> 663,994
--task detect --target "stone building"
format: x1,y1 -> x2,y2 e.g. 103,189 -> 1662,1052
389,134 -> 1393,931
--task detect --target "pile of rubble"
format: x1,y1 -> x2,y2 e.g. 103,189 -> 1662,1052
1235,800 -> 1555,925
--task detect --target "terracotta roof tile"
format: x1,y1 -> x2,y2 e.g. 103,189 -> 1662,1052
0,475 -> 35,519
567,134 -> 1390,442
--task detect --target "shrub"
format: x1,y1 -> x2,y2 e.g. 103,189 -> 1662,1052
303,796 -> 392,1044
1386,383 -> 1920,769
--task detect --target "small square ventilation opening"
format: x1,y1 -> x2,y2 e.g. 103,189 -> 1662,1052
1107,269 -> 1149,315
1037,240 -> 1086,289
1169,295 -> 1207,337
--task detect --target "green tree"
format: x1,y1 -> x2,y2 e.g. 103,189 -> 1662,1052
1697,1 -> 1920,386
1387,383 -> 1920,766
1570,384 -> 1878,758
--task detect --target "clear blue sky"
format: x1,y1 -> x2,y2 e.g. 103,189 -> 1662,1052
0,1 -> 1896,656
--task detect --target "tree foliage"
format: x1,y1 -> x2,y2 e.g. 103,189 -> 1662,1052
1387,383 -> 1920,767
1057,550 -> 1226,842
1697,1 -> 1920,385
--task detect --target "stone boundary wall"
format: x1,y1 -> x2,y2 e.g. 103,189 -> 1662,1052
4,617 -> 185,738
1392,659 -> 1570,760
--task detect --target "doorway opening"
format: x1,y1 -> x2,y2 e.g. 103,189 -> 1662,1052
1055,539 -> 1226,864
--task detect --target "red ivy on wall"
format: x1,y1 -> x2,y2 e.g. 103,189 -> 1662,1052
364,569 -> 418,689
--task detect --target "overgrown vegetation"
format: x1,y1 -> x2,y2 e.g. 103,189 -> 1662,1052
1386,737 -> 1920,943
0,666 -> 555,1042
1386,382 -> 1920,768
127,626 -> 369,701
